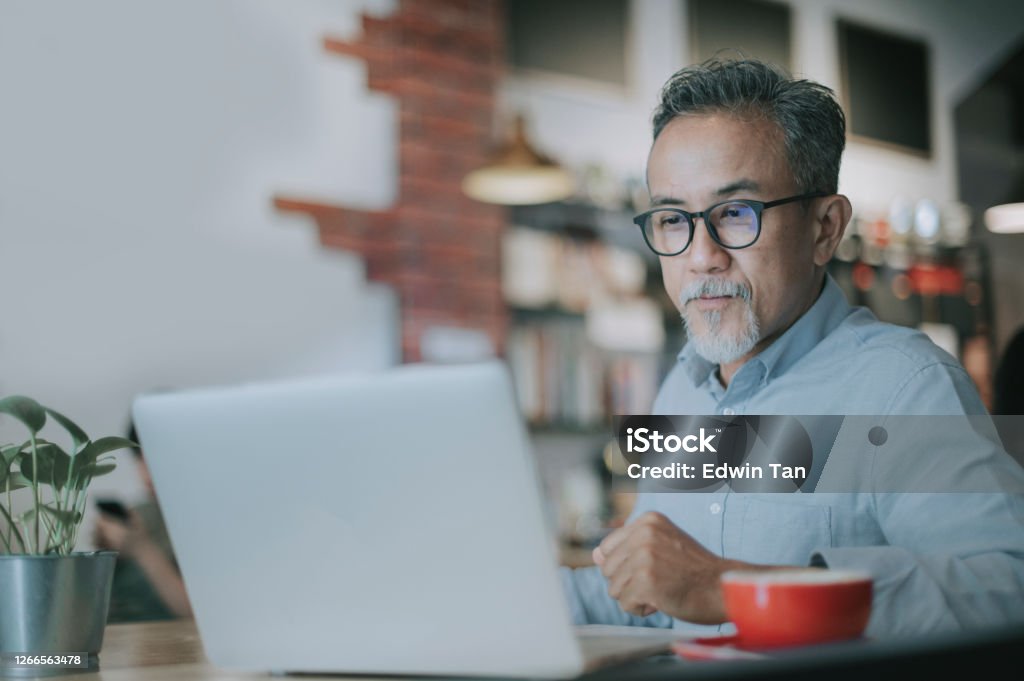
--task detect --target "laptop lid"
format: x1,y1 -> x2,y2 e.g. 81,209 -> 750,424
132,362 -> 584,678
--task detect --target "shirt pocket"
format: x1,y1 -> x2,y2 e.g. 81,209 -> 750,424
725,496 -> 833,566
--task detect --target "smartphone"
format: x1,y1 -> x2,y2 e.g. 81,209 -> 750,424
95,498 -> 129,522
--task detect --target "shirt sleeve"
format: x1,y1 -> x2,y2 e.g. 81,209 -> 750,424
559,565 -> 674,628
558,491 -> 675,628
812,361 -> 1024,636
812,493 -> 1024,636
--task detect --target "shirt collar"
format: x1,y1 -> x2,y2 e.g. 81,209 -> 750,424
678,274 -> 852,387
679,340 -> 716,387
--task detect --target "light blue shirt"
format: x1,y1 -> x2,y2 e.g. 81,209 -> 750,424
562,275 -> 1024,638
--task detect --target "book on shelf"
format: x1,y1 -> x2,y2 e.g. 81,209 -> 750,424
506,320 -> 661,430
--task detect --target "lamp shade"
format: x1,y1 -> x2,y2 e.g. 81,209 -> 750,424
984,203 -> 1024,234
462,115 -> 575,205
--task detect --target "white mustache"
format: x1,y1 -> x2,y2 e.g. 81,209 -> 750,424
680,279 -> 752,306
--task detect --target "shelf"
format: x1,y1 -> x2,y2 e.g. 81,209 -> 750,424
527,422 -> 613,436
505,199 -> 672,425
508,304 -> 586,321
509,200 -> 658,264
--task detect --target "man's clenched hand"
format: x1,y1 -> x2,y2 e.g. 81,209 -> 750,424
592,511 -> 750,624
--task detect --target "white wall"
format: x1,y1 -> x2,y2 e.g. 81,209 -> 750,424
502,0 -> 1024,216
0,0 -> 400,535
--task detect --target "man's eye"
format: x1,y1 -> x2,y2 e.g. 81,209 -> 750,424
658,214 -> 685,229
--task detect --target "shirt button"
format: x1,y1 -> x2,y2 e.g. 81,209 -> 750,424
722,407 -> 735,416
709,502 -> 722,514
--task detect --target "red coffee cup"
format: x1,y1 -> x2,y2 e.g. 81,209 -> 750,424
720,569 -> 873,649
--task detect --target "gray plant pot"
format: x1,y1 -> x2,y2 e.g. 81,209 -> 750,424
0,552 -> 117,677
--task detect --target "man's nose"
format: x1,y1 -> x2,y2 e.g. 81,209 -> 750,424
686,216 -> 730,273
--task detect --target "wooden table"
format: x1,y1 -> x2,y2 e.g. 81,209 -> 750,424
54,617 -> 1024,681
59,619 -> 679,681
62,619 -> 379,681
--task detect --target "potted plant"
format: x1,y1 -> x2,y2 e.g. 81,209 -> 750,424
0,395 -> 134,677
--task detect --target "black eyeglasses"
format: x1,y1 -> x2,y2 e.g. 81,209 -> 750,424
633,192 -> 829,256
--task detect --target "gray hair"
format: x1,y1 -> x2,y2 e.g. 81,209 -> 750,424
652,58 -> 846,194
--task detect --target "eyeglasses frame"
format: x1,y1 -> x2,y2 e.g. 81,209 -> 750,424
633,191 -> 830,256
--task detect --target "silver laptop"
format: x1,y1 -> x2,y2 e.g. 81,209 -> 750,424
132,362 -> 679,678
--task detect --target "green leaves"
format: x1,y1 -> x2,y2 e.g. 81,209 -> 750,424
2,473 -> 32,492
2,444 -> 23,488
18,442 -> 72,489
14,437 -> 132,491
83,462 -> 116,479
0,398 -> 93,449
0,444 -> 27,490
72,437 -> 134,488
43,407 -> 89,451
0,394 -> 131,555
19,504 -> 82,527
1,443 -> 24,468
77,437 -> 136,464
0,396 -> 47,434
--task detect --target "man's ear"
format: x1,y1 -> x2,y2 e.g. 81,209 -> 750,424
813,194 -> 852,267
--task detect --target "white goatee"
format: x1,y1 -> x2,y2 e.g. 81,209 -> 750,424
679,279 -> 760,364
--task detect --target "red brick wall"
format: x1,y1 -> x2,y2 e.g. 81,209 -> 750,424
275,0 -> 507,361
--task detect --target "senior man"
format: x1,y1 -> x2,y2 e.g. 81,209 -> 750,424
561,58 -> 1024,637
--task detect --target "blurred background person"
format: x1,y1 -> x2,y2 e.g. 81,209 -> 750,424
993,326 -> 1024,464
94,423 -> 192,622
994,326 -> 1024,416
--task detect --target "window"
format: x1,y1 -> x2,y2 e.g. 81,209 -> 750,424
506,0 -> 629,86
689,0 -> 792,70
838,19 -> 932,156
